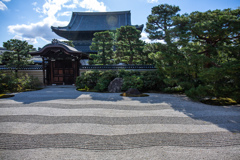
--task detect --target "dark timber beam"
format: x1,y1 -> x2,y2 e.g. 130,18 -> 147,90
42,57 -> 46,85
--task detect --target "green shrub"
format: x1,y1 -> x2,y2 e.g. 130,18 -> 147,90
18,74 -> 41,90
141,71 -> 165,91
118,69 -> 141,78
94,70 -> 117,92
185,85 -> 214,100
198,62 -> 240,102
200,97 -> 237,106
76,69 -> 167,92
0,72 -> 41,93
164,85 -> 184,93
76,70 -> 101,89
122,75 -> 144,91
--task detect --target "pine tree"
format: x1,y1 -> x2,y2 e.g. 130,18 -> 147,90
115,26 -> 144,64
145,4 -> 180,45
1,39 -> 33,75
90,31 -> 114,65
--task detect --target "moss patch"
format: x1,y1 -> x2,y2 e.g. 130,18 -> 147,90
76,88 -> 99,92
24,88 -> 43,92
120,93 -> 149,97
201,97 -> 238,106
0,94 -> 15,98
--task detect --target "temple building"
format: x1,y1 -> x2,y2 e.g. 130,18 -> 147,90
51,11 -> 144,53
1,11 -> 146,86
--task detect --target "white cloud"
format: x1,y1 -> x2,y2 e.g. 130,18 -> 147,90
13,35 -> 38,44
141,32 -> 165,44
141,32 -> 151,43
147,0 -> 158,3
58,11 -> 72,17
2,0 -> 11,2
8,20 -> 69,41
63,4 -> 77,9
8,0 -> 108,45
32,2 -> 37,6
0,1 -> 7,10
33,7 -> 41,13
12,35 -> 23,40
79,0 -> 106,12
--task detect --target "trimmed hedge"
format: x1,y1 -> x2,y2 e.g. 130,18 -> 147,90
76,70 -> 165,92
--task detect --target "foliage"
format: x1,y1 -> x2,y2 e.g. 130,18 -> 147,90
120,93 -> 149,97
163,85 -> 184,93
146,5 -> 239,104
117,69 -> 141,78
62,41 -> 74,47
198,61 -> 240,102
0,94 -> 15,99
172,8 -> 240,67
122,75 -> 144,91
115,26 -> 145,64
0,39 -> 33,74
145,4 -> 180,44
90,31 -> 115,65
200,98 -> 237,106
75,70 -> 101,89
94,70 -> 117,92
142,43 -> 160,65
0,72 -> 41,93
141,71 -> 165,91
76,69 -> 166,92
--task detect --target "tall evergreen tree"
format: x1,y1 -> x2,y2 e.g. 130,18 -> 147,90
90,31 -> 114,65
115,26 -> 144,64
145,4 -> 180,44
172,8 -> 240,66
146,4 -> 183,87
0,39 -> 33,74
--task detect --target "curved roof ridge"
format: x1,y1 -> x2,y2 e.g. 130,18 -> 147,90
30,39 -> 79,54
72,10 -> 131,15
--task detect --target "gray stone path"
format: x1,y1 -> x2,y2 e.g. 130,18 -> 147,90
0,85 -> 240,160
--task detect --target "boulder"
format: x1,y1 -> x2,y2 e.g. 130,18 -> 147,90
108,78 -> 123,93
125,88 -> 141,95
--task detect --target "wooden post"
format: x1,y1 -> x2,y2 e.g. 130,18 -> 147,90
42,57 -> 46,85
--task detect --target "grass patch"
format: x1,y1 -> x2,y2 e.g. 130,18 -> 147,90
201,97 -> 238,106
0,94 -> 14,98
120,93 -> 149,97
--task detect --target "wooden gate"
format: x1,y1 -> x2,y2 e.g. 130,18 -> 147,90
50,60 -> 77,85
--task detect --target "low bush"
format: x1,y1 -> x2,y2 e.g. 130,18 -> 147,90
76,70 -> 101,89
141,71 -> 165,91
0,72 -> 41,93
122,75 -> 144,91
185,85 -> 214,100
164,85 -> 184,93
94,70 -> 117,92
76,69 -> 165,92
201,97 -> 237,106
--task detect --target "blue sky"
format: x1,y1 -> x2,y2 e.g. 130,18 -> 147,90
0,0 -> 239,49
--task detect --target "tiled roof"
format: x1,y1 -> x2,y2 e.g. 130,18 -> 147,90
0,65 -> 43,70
29,39 -> 89,59
74,45 -> 96,53
52,11 -> 132,32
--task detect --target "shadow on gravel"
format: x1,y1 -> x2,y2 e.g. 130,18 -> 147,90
129,93 -> 240,133
3,85 -> 124,104
2,86 -> 240,133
